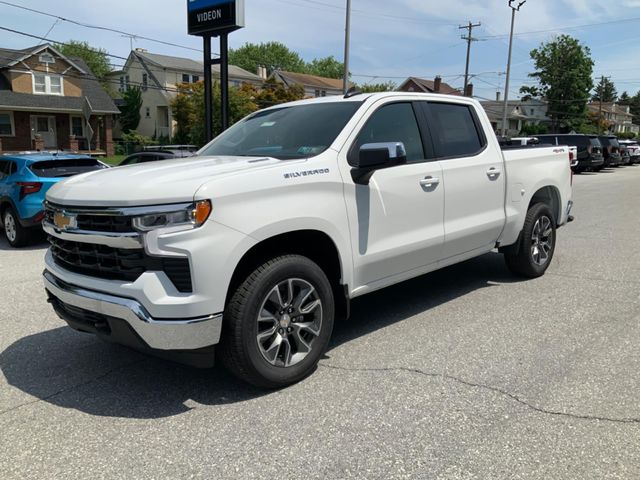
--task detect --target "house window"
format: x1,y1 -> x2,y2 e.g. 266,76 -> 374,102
126,76 -> 130,90
120,76 -> 125,92
145,107 -> 151,118
321,90 -> 327,97
142,73 -> 148,91
315,89 -> 320,97
182,74 -> 190,83
70,116 -> 84,137
0,112 -> 14,136
33,74 -> 63,95
39,53 -> 55,64
192,75 -> 199,83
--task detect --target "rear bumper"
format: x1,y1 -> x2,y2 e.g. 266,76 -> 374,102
43,270 -> 223,351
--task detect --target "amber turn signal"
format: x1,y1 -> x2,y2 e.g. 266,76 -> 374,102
193,200 -> 212,226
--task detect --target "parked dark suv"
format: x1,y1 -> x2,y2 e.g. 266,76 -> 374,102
535,134 -> 604,173
119,145 -> 197,166
598,135 -> 622,168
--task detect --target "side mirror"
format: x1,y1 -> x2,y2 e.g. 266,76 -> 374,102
351,142 -> 407,185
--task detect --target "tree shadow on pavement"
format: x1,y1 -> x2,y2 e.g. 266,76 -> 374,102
0,252 -> 521,419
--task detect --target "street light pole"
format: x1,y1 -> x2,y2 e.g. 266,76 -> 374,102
343,0 -> 352,94
501,0 -> 525,137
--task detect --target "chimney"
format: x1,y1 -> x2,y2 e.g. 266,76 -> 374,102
434,76 -> 442,93
464,83 -> 474,97
496,91 -> 501,102
256,65 -> 268,80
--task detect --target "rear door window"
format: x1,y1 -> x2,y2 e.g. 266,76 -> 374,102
30,158 -> 107,177
425,102 -> 485,159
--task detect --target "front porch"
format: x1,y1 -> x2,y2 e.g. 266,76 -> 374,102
0,110 -> 114,155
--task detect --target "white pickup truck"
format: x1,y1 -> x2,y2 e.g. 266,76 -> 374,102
43,92 -> 573,387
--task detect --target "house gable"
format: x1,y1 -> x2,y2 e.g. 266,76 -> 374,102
2,46 -> 85,97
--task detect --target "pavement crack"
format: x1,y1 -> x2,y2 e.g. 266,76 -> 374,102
0,359 -> 145,417
321,363 -> 640,425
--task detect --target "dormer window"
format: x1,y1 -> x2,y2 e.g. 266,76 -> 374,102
33,74 -> 63,95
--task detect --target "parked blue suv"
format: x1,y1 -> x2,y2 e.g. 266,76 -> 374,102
0,153 -> 108,247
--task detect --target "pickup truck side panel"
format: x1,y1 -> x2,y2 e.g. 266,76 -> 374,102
497,146 -> 572,247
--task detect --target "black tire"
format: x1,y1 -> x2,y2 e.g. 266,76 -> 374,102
2,207 -> 29,247
219,255 -> 335,388
504,202 -> 557,278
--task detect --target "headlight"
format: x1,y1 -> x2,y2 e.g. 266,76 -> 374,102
132,200 -> 212,232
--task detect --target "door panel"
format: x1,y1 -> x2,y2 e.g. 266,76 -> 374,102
423,101 -> 506,259
339,100 -> 445,288
351,162 -> 444,284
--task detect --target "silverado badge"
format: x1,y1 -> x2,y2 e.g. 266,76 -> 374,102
53,212 -> 77,230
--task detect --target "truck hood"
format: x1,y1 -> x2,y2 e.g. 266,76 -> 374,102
46,155 -> 282,206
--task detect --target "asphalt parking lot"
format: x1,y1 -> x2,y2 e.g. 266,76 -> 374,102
1,166 -> 639,480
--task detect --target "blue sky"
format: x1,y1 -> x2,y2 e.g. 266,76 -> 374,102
2,0 -> 640,100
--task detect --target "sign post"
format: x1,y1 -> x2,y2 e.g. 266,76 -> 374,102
187,0 -> 245,142
82,96 -> 94,153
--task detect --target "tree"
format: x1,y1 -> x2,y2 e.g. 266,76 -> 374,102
306,56 -> 344,79
619,91 -> 631,104
592,76 -> 617,103
119,87 -> 143,133
171,80 -> 305,146
229,42 -> 306,76
520,35 -> 594,132
54,40 -> 111,82
357,81 -> 397,93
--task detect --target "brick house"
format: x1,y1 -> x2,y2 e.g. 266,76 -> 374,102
0,44 -> 119,155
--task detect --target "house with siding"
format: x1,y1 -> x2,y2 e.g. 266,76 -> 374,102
109,49 -> 263,139
587,102 -> 639,135
270,70 -> 346,98
0,44 -> 119,155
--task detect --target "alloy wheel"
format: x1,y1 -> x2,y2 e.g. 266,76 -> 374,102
531,215 -> 553,266
256,278 -> 323,368
4,212 -> 16,243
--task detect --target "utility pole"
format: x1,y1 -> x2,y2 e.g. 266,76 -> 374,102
342,0 -> 352,94
459,21 -> 481,95
501,0 -> 526,136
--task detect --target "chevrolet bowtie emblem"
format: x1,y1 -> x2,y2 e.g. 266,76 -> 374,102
53,212 -> 77,230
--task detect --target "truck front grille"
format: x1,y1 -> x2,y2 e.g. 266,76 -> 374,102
49,236 -> 193,292
44,210 -> 134,233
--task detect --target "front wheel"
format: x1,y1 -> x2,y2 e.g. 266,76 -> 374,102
219,255 -> 335,388
504,203 -> 557,278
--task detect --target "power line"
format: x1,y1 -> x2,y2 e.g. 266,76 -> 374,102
479,16 -> 640,40
279,0 -> 460,25
0,0 -> 214,55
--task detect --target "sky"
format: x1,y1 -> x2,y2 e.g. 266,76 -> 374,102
2,0 -> 640,101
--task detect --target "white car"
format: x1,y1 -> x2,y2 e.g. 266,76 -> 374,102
43,92 -> 573,387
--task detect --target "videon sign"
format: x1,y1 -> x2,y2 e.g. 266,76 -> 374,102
187,0 -> 245,36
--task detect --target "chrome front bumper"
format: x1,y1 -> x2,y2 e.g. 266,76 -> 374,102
43,270 -> 222,351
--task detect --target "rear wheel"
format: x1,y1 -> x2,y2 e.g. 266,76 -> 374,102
2,208 -> 28,247
504,203 -> 557,278
219,255 -> 335,388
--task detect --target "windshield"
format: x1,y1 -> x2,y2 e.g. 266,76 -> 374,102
199,102 -> 363,160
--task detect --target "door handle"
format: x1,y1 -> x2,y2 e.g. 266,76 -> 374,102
419,176 -> 440,188
486,167 -> 501,180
